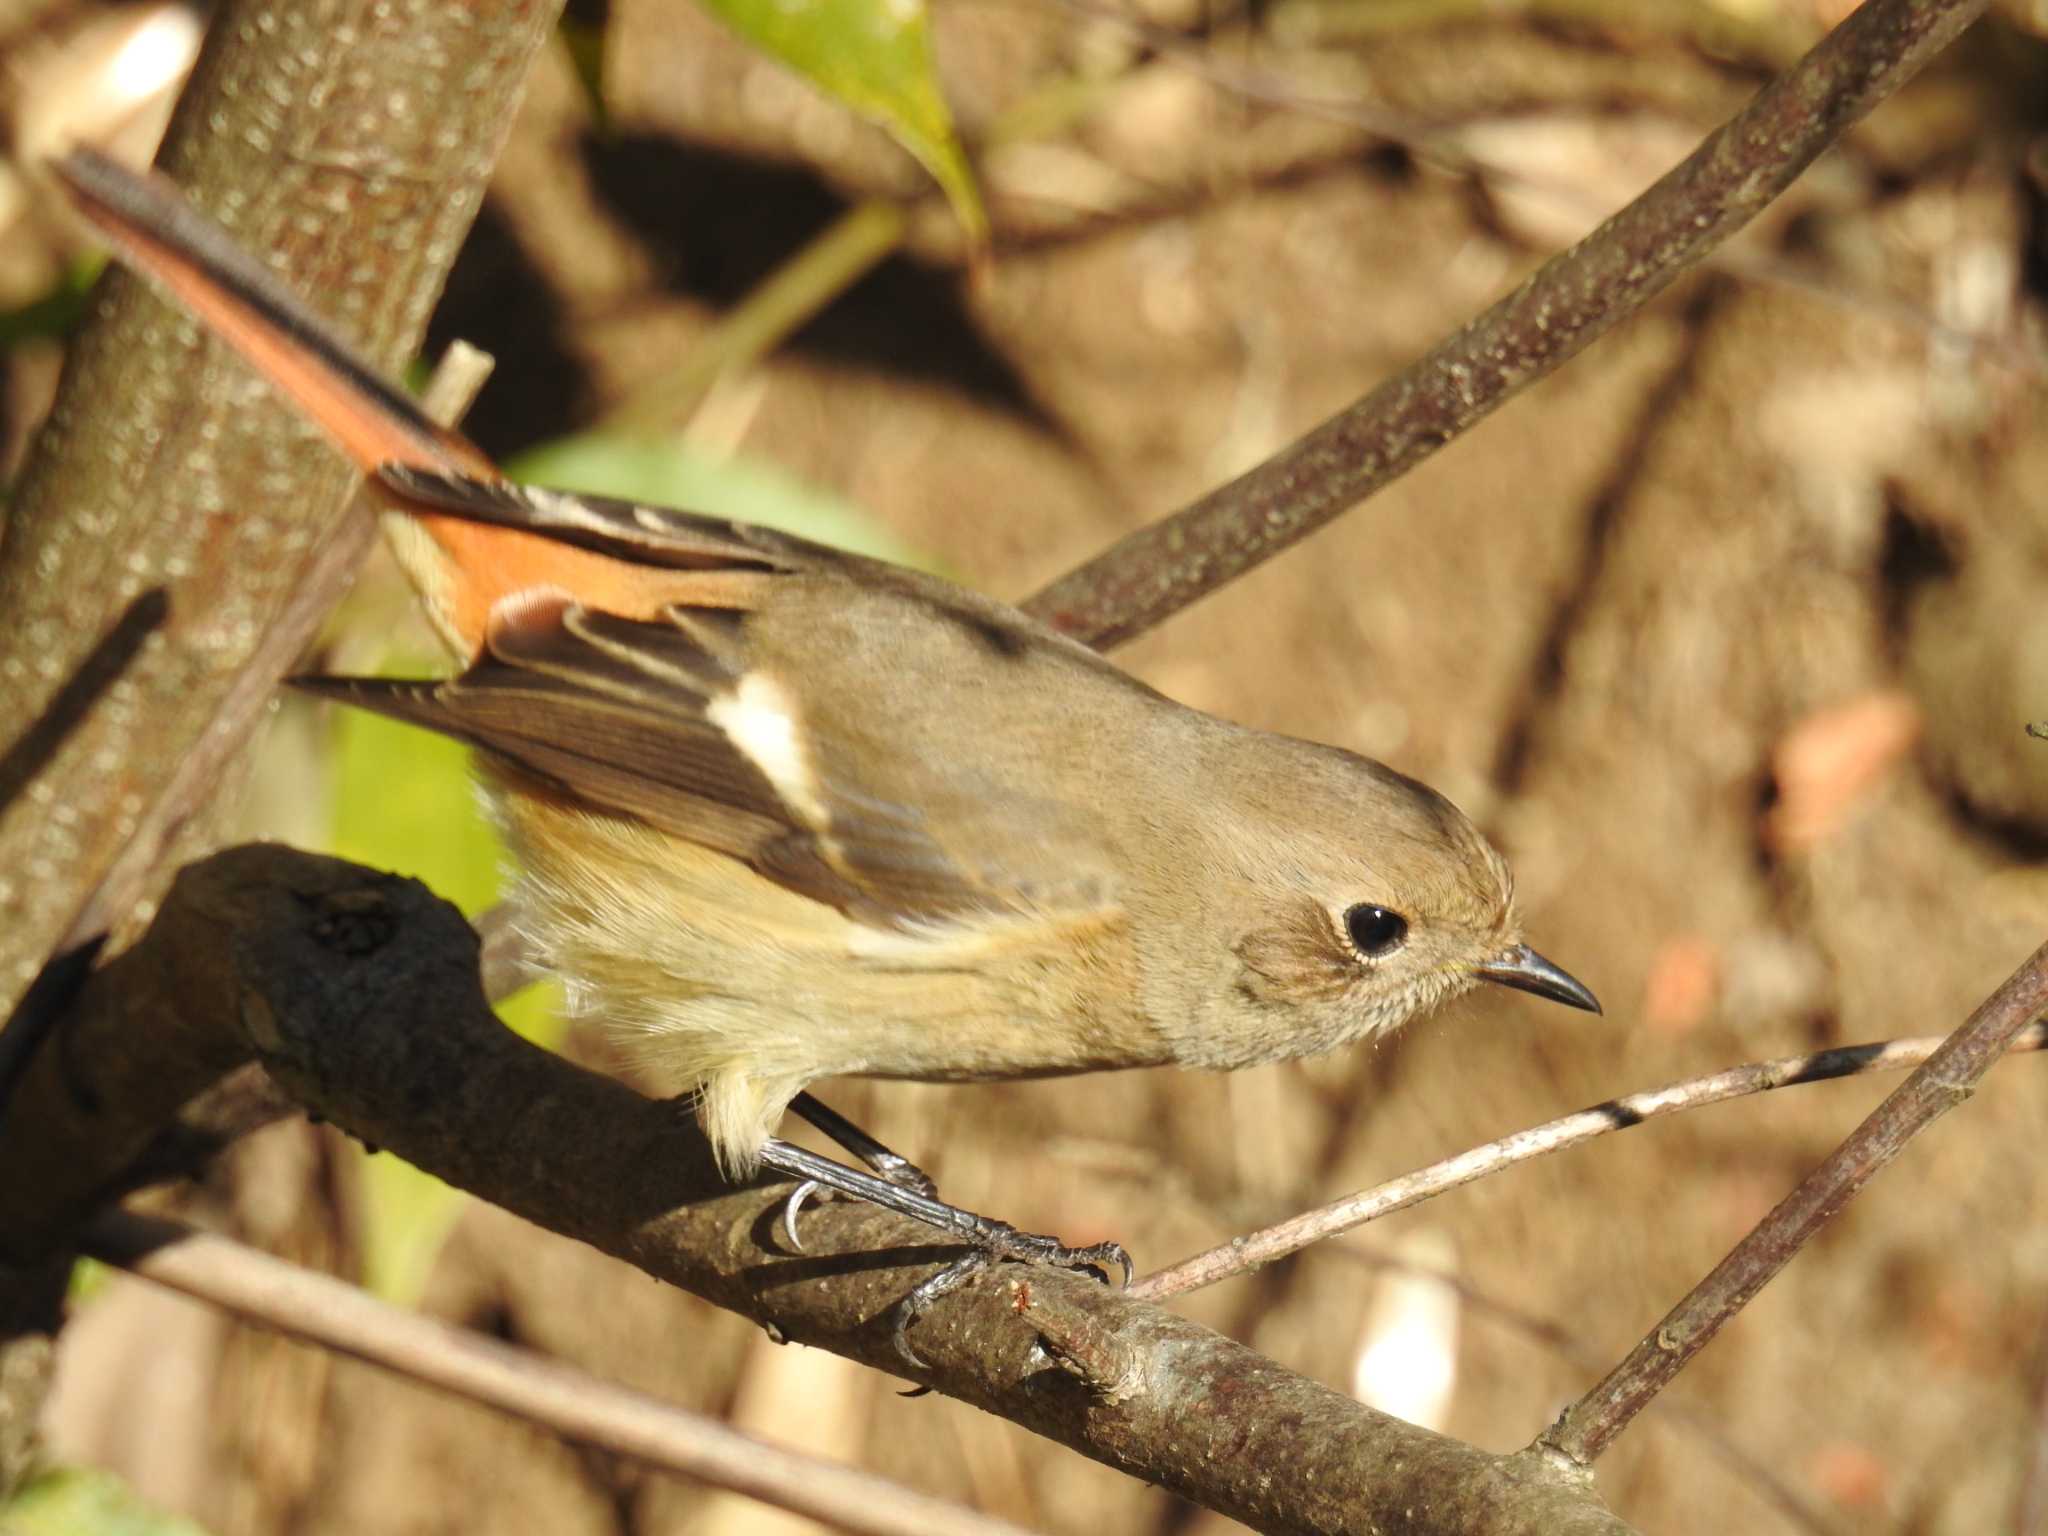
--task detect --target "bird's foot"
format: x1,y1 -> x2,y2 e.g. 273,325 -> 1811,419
885,1226 -> 1131,1370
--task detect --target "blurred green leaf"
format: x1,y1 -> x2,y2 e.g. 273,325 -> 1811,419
67,1255 -> 111,1306
509,432 -> 926,566
330,701 -> 500,916
691,0 -> 986,246
326,660 -> 562,1305
355,1151 -> 471,1306
3,1468 -> 214,1536
0,257 -> 101,350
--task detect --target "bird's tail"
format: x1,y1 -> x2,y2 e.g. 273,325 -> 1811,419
51,149 -> 685,656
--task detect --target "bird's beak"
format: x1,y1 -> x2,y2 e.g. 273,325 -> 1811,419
1476,944 -> 1602,1014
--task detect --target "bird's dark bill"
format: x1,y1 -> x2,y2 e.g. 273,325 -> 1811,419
1476,945 -> 1601,1014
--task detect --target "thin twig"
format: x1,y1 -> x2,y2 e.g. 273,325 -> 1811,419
1022,0 -> 1991,647
81,1209 -> 1030,1536
1130,1021 -> 2048,1302
1541,938 -> 2048,1465
602,203 -> 907,433
1045,0 -> 2033,375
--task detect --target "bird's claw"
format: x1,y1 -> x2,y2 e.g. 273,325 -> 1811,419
780,1153 -> 937,1252
888,1226 -> 1133,1371
779,1179 -> 822,1252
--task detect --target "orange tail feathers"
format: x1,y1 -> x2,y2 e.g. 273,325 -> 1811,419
52,149 -> 680,657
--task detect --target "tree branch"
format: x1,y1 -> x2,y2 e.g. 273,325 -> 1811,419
1132,1023 -> 2048,1302
1540,938 -> 2048,1465
82,1209 -> 1030,1536
0,843 -> 1635,1536
0,0 -> 556,1019
1021,0 -> 1990,647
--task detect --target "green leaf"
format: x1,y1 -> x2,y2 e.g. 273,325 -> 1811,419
692,0 -> 986,246
330,702 -> 502,917
3,1468 -> 216,1536
508,432 -> 927,566
326,660 -> 563,1305
0,257 -> 101,349
67,1256 -> 111,1305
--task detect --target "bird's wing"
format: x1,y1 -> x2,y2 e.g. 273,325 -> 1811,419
301,472 -> 1121,929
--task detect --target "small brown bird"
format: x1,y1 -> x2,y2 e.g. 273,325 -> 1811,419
56,149 -> 1598,1353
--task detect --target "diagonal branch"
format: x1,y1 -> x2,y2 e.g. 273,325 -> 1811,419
83,1209 -> 1029,1536
1132,1023 -> 2048,1301
1022,0 -> 1990,648
1539,937 -> 2048,1465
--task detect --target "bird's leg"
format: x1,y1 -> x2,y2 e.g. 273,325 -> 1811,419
790,1091 -> 938,1196
755,1135 -> 1132,1369
776,1092 -> 938,1251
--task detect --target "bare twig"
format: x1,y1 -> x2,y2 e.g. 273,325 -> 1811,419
1540,938 -> 2048,1465
1131,1022 -> 2048,1302
83,1209 -> 1030,1536
1022,0 -> 1990,647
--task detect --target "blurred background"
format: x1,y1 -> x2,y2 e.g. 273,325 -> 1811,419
3,0 -> 2048,1531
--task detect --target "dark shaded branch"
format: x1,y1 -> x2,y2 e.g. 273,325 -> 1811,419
0,844 -> 1633,1536
1540,938 -> 2048,1464
1022,0 -> 1989,647
0,588 -> 167,818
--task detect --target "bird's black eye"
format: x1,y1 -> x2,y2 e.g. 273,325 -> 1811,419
1344,904 -> 1408,958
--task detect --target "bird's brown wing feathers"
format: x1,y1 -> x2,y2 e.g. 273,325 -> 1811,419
301,472 -> 1079,928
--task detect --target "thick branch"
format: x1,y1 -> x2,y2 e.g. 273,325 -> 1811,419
1022,0 -> 1989,647
0,0 -> 556,1017
0,844 -> 1633,1536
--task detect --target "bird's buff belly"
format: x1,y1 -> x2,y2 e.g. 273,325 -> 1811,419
499,803 -> 1164,1165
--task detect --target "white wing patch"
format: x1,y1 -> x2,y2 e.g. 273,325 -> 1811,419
707,671 -> 828,828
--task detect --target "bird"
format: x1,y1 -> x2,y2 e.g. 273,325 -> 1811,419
53,148 -> 1600,1357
